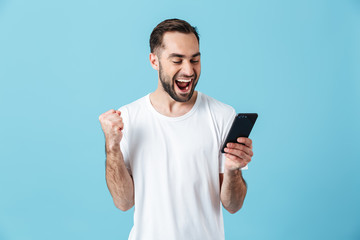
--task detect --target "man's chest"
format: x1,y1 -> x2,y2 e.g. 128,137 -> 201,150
127,116 -> 221,183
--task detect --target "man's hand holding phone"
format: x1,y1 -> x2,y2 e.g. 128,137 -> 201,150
221,113 -> 257,171
224,137 -> 253,171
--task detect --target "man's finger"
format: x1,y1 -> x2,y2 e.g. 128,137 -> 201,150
237,137 -> 252,148
226,142 -> 253,157
224,147 -> 252,161
119,120 -> 124,131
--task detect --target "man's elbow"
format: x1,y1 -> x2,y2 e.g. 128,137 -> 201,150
227,209 -> 238,214
114,200 -> 134,212
221,196 -> 245,214
225,204 -> 243,214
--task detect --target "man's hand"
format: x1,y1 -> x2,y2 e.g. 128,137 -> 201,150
99,109 -> 124,151
223,137 -> 253,171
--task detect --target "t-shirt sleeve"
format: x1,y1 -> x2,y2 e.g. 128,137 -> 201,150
219,108 -> 249,173
118,106 -> 132,176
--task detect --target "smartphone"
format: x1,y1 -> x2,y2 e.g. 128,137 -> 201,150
221,113 -> 258,153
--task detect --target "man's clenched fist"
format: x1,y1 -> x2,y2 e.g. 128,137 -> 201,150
99,109 -> 124,151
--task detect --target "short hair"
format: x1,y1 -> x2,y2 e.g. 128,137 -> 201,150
149,18 -> 200,54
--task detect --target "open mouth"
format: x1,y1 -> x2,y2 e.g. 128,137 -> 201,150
175,79 -> 192,92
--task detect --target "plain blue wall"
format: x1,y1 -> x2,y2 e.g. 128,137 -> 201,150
1,0 -> 359,239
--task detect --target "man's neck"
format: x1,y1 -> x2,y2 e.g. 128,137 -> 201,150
149,87 -> 198,118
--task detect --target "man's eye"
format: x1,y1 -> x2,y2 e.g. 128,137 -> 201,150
191,60 -> 199,63
173,61 -> 182,64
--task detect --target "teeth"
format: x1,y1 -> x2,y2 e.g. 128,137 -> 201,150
176,79 -> 192,82
186,86 -> 189,90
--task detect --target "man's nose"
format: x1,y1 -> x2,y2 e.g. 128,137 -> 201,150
181,61 -> 195,77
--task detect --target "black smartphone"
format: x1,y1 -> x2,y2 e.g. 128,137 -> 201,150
221,113 -> 258,153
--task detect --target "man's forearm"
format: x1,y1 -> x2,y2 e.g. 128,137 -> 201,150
105,144 -> 134,211
220,169 -> 247,214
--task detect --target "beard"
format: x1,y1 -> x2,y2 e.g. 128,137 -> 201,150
159,61 -> 199,102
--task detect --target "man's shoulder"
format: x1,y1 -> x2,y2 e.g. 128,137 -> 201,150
117,94 -> 148,112
117,94 -> 150,124
200,92 -> 235,116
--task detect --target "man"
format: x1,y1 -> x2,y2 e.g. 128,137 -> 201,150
99,18 -> 253,240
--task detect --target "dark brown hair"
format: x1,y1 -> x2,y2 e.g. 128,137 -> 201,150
150,18 -> 200,54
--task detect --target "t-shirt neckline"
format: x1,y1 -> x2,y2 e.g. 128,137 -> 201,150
145,91 -> 202,121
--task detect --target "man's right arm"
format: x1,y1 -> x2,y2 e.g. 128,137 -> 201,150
99,109 -> 134,211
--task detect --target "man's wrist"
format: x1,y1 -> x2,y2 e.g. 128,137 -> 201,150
224,167 -> 242,177
106,142 -> 121,154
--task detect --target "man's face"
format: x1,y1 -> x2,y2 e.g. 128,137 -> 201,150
157,32 -> 201,102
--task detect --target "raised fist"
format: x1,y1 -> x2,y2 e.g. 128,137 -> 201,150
99,109 -> 124,149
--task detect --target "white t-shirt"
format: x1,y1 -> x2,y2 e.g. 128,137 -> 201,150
118,91 -> 247,240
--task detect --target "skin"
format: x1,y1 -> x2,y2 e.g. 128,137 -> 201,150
99,109 -> 134,211
148,32 -> 201,117
99,31 -> 253,213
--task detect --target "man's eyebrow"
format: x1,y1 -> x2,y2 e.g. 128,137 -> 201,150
168,52 -> 201,59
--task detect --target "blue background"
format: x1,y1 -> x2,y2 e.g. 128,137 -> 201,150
1,0 -> 359,239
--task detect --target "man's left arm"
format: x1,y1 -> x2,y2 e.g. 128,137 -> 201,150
220,137 -> 253,214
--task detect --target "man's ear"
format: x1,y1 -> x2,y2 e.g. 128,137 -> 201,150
149,52 -> 159,71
